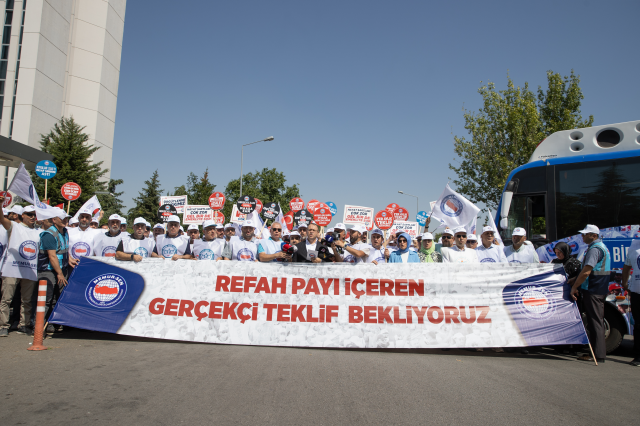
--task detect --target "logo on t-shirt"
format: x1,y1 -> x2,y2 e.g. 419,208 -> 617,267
134,247 -> 149,257
198,249 -> 214,260
343,254 -> 356,264
72,242 -> 91,258
636,255 -> 640,270
237,248 -> 255,261
480,258 -> 496,263
440,195 -> 463,217
19,240 -> 38,260
85,273 -> 127,309
102,246 -> 117,257
513,284 -> 555,320
162,244 -> 177,258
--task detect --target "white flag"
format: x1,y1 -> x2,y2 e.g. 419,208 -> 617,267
72,195 -> 102,221
431,184 -> 481,229
488,210 -> 504,245
467,215 -> 477,235
7,163 -> 59,220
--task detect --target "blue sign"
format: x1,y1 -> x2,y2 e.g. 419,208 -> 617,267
603,238 -> 635,269
35,160 -> 57,179
416,210 -> 429,226
325,201 -> 337,217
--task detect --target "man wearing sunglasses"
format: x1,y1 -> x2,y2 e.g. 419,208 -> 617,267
441,227 -> 479,263
257,221 -> 291,262
440,229 -> 454,247
0,202 -> 40,336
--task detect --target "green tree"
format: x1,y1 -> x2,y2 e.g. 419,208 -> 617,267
221,168 -> 300,225
128,170 -> 163,225
172,169 -> 216,205
450,70 -> 592,212
98,179 -> 125,226
31,117 -> 108,213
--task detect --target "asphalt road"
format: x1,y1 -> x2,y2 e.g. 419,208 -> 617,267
1,331 -> 638,426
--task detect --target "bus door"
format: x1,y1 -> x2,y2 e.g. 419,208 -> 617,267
503,193 -> 547,245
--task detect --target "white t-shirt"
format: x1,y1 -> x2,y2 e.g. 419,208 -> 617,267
365,245 -> 386,264
476,243 -> 508,263
624,239 -> 640,293
342,242 -> 370,264
504,243 -> 540,263
441,246 -> 479,263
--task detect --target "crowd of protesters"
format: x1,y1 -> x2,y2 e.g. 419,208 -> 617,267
0,194 -> 637,367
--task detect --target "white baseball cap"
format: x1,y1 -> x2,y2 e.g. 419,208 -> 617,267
23,205 -> 36,213
77,208 -> 93,216
453,226 -> 467,234
578,224 -> 600,235
167,215 -> 180,223
121,218 -> 127,224
422,232 -> 434,240
327,228 -> 334,233
187,224 -> 199,231
443,228 -> 453,236
334,223 -> 346,230
10,205 -> 23,215
296,223 -> 308,229
2,208 -> 8,215
203,220 -> 216,229
242,220 -> 255,228
153,223 -> 164,229
370,228 -> 384,236
481,226 -> 494,234
224,223 -> 235,230
467,234 -> 478,242
512,227 -> 526,236
133,217 -> 147,225
351,224 -> 367,234
216,224 -> 224,229
50,207 -> 67,220
108,214 -> 121,222
289,231 -> 301,237
69,217 -> 78,225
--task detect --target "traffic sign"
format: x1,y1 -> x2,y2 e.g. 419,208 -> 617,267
61,182 -> 81,201
35,160 -> 57,179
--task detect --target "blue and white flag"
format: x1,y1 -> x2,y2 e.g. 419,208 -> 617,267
8,163 -> 59,220
431,184 -> 481,229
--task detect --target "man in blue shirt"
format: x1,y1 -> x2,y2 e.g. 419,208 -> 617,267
37,208 -> 78,326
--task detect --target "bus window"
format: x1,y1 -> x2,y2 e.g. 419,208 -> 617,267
556,159 -> 640,237
503,196 -> 526,240
502,194 -> 546,243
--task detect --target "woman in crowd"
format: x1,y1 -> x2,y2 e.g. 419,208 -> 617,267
388,233 -> 420,263
418,232 -> 442,263
552,242 -> 582,279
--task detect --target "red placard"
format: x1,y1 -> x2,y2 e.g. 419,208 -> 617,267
313,206 -> 332,226
374,210 -> 394,230
255,198 -> 263,214
212,210 -> 225,225
283,211 -> 294,230
385,203 -> 399,214
289,198 -> 304,212
208,192 -> 225,210
307,199 -> 320,213
55,203 -> 64,209
61,182 -> 81,201
393,207 -> 409,221
0,191 -> 12,208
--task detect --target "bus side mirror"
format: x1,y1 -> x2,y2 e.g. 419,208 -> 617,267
500,191 -> 514,220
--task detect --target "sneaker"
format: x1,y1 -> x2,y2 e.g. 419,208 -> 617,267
45,324 -> 55,334
16,326 -> 33,336
629,358 -> 640,367
0,328 -> 8,337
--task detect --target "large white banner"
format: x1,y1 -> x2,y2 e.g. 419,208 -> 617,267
50,260 -> 588,349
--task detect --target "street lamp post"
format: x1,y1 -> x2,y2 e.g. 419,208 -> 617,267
398,190 -> 419,229
240,137 -> 275,198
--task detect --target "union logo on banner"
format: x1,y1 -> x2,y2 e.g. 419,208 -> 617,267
513,285 -> 555,320
440,195 -> 463,217
85,274 -> 128,309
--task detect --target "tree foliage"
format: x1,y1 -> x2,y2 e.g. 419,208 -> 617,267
98,179 -> 125,226
128,170 -> 163,225
172,169 -> 216,206
31,117 -> 109,214
450,70 -> 593,212
220,168 -> 300,225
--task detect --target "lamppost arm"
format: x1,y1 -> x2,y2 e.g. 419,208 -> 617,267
239,137 -> 275,198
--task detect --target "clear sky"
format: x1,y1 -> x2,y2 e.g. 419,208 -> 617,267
111,0 -> 639,229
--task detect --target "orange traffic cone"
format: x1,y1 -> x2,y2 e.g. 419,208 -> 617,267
28,280 -> 48,351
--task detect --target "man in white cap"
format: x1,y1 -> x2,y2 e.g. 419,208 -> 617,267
68,217 -> 78,228
116,217 -> 158,261
621,234 -> 640,366
441,228 -> 454,248
289,230 -> 301,246
296,224 -> 308,240
153,223 -> 165,241
36,207 -> 78,329
257,221 -> 291,263
365,228 -> 387,264
504,227 -> 539,263
222,223 -> 236,249
466,234 -> 478,249
476,226 -> 508,263
222,220 -> 258,261
92,214 -> 123,258
120,219 -> 128,234
215,224 -> 224,240
0,201 -> 40,336
8,205 -> 23,223
153,215 -> 192,260
441,227 -> 479,263
334,224 -> 369,264
569,224 -> 610,363
191,220 -> 223,260
68,208 -> 102,260
418,232 -> 442,263
186,224 -> 200,252
144,221 -> 152,239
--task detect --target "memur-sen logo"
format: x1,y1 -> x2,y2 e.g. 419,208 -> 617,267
134,247 -> 149,257
198,249 -> 214,260
568,241 -> 579,254
636,254 -> 640,270
19,240 -> 38,260
236,248 -> 254,261
102,246 -> 117,257
440,195 -> 463,217
162,244 -> 177,258
513,285 -> 555,319
72,242 -> 91,258
85,274 -> 127,308
480,258 -> 496,263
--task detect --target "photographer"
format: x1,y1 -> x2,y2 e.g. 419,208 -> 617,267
334,224 -> 369,264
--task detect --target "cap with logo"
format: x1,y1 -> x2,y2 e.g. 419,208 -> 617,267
216,224 -> 224,229
370,228 -> 384,236
242,220 -> 255,228
133,217 -> 147,225
351,224 -> 367,234
108,214 -> 121,222
153,223 -> 165,229
512,227 -> 526,236
224,223 -> 235,230
481,226 -> 494,234
289,231 -> 301,237
167,215 -> 180,224
10,205 -> 24,215
334,223 -> 346,231
578,224 -> 600,235
69,217 -> 78,225
467,234 -> 478,242
49,207 -> 67,220
203,220 -> 216,229
443,228 -> 453,236
422,232 -> 434,240
453,226 -> 467,234
23,205 -> 36,213
187,224 -> 199,231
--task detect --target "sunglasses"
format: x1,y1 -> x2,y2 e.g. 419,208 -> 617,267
272,228 -> 282,232
23,212 -> 36,217
442,236 -> 452,239
455,235 -> 466,238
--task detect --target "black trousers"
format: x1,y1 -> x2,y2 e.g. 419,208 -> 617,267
630,291 -> 640,358
581,289 -> 606,359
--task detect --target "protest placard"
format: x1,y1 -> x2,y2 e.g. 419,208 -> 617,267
343,205 -> 374,228
183,205 -> 215,224
160,195 -> 188,214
